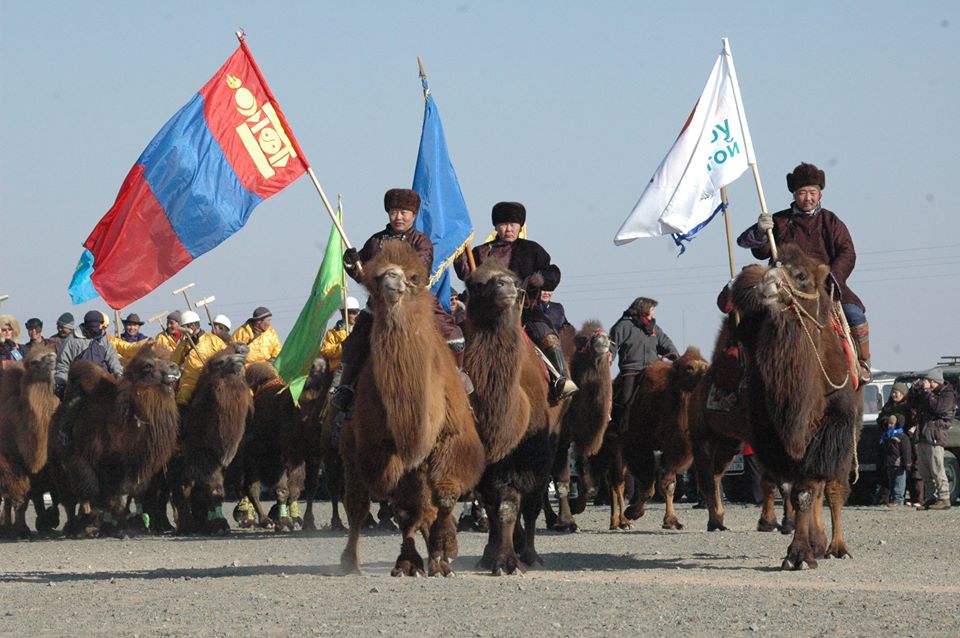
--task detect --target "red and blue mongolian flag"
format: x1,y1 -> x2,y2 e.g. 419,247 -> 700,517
69,38 -> 307,308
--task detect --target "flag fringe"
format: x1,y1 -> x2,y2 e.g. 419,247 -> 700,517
428,231 -> 474,288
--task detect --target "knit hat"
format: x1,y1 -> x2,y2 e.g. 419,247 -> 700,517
56,313 -> 75,330
83,310 -> 105,325
786,162 -> 825,193
122,313 -> 144,325
25,318 -> 43,331
921,368 -> 945,384
891,382 -> 909,396
251,306 -> 272,321
491,201 -> 526,226
383,188 -> 420,213
167,310 -> 182,324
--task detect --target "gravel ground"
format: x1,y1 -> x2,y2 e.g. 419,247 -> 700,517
1,500 -> 958,637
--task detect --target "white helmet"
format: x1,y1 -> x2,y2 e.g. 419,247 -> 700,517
212,314 -> 232,330
180,310 -> 201,325
346,296 -> 361,311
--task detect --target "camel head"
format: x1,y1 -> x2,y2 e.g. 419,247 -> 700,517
576,320 -> 612,361
732,245 -> 830,317
126,347 -> 181,387
206,344 -> 249,379
364,241 -> 428,312
467,261 -> 520,313
23,346 -> 56,384
672,346 -> 709,392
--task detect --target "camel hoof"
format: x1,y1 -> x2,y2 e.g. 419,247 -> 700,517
490,553 -> 522,576
662,519 -> 684,531
707,521 -> 728,532
757,520 -> 779,533
378,518 -> 399,532
552,521 -> 578,534
624,503 -> 645,520
329,519 -> 346,532
780,520 -> 795,535
391,558 -> 425,578
519,549 -> 544,567
339,555 -> 362,576
428,558 -> 454,577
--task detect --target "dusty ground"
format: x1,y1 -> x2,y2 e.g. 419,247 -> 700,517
1,500 -> 957,637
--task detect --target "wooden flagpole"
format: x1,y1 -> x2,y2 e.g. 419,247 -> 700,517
722,36 -> 778,262
720,187 -> 736,279
338,194 -> 351,335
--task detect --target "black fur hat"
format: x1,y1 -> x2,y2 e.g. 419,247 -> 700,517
786,162 -> 825,193
383,188 -> 421,213
491,201 -> 526,226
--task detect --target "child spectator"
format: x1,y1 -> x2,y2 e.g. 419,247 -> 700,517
880,413 -> 912,506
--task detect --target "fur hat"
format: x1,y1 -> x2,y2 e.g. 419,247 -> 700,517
491,201 -> 526,226
786,162 -> 825,193
25,317 -> 43,331
57,313 -> 75,329
122,313 -> 144,325
922,368 -> 945,384
251,306 -> 272,321
383,188 -> 421,213
83,310 -> 105,325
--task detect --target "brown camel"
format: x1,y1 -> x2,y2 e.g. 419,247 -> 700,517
226,361 -> 308,531
340,241 -> 486,576
48,346 -> 181,537
543,321 -> 612,533
463,262 -> 570,575
0,347 -> 59,538
616,347 -> 709,530
730,244 -> 862,570
295,358 -> 336,531
688,310 -> 795,534
173,343 -> 251,535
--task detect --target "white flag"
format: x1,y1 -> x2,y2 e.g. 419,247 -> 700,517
614,38 -> 756,246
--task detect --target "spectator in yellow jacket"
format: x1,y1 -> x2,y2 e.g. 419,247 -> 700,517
154,311 -> 184,359
171,310 -> 228,405
319,297 -> 360,374
231,306 -> 281,366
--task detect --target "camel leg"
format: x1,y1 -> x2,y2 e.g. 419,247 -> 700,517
390,472 -> 428,578
339,451 -> 370,575
482,485 -> 522,576
781,479 -> 821,570
79,500 -> 99,538
301,457 -> 319,531
517,490 -> 546,567
479,496 -> 503,570
694,437 -> 729,532
757,476 -> 780,532
661,472 -> 684,530
810,482 -> 828,558
427,480 -> 460,577
569,453 -> 594,516
11,497 -> 31,540
780,484 -> 796,534
608,479 -> 621,530
824,478 -> 852,559
274,477 -> 294,533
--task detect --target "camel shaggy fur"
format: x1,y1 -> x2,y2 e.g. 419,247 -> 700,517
340,241 -> 486,576
464,262 -> 570,575
173,343 -> 251,535
0,347 -> 59,538
543,321 -> 612,533
731,244 -> 862,570
615,347 -> 709,531
688,310 -> 795,534
49,346 -> 180,537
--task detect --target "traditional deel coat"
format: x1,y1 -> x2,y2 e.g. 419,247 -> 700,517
171,331 -> 228,405
231,323 -> 282,366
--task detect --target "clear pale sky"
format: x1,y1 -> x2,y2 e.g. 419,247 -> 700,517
1,2 -> 957,372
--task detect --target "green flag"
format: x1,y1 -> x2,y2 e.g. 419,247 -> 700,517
275,207 -> 345,403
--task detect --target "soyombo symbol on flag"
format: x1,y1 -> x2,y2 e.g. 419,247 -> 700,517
614,38 -> 756,248
69,39 -> 306,308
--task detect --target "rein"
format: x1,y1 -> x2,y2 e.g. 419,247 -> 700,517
776,276 -> 849,391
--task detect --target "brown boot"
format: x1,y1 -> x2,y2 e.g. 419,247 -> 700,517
926,499 -> 952,510
851,322 -> 871,382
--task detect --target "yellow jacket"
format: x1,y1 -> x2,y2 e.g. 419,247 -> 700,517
231,323 -> 282,366
319,322 -> 349,371
153,330 -> 182,359
171,331 -> 228,405
108,335 -> 149,367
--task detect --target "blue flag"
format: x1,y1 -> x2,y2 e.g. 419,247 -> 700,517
413,90 -> 473,311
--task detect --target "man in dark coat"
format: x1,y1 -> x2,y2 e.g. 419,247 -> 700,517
538,290 -> 573,334
20,317 -> 52,358
331,188 -> 465,411
608,296 -> 678,432
454,201 -> 575,400
908,368 -> 957,510
46,313 -> 75,354
736,162 -> 871,380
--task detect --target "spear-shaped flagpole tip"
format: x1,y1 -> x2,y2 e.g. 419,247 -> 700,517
235,29 -> 246,42
417,56 -> 429,100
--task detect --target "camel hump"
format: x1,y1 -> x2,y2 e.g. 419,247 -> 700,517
66,359 -> 115,398
246,361 -> 280,392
